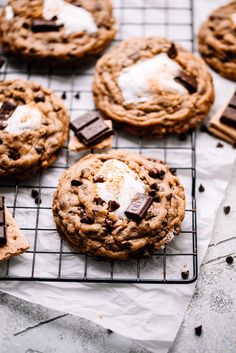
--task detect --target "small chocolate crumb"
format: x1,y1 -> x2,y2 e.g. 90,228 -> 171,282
94,197 -> 105,206
34,196 -> 41,205
223,206 -> 230,215
216,142 -> 224,148
93,175 -> 105,183
181,269 -> 189,280
81,216 -> 94,224
194,325 -> 202,336
148,168 -> 165,179
108,200 -> 120,212
198,184 -> 205,193
71,179 -> 83,187
200,124 -> 208,133
74,92 -> 80,99
226,255 -> 234,264
31,189 -> 39,199
61,91 -> 67,100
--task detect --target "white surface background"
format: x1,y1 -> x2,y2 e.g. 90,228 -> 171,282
0,1 -> 235,353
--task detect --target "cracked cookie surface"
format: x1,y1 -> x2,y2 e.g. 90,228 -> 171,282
93,37 -> 214,136
53,150 -> 186,260
0,80 -> 69,179
198,1 -> 236,81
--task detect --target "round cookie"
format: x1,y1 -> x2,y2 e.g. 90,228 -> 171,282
0,80 -> 69,179
198,1 -> 236,81
0,0 -> 116,62
53,150 -> 186,260
93,37 -> 214,136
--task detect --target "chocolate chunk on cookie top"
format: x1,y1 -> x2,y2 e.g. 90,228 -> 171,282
53,151 -> 186,260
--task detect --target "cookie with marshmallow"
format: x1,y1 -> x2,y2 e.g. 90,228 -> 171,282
93,36 -> 214,136
53,150 -> 186,260
0,80 -> 69,179
0,0 -> 116,62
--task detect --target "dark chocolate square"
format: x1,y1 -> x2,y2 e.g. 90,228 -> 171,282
77,118 -> 113,146
70,112 -> 100,133
220,106 -> 236,129
125,193 -> 153,222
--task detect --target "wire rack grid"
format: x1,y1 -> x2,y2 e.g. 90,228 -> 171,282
0,0 -> 197,284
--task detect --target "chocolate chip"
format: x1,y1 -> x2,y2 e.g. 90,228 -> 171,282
93,175 -> 105,183
34,196 -> 41,205
94,197 -> 105,206
149,190 -> 156,197
61,91 -> 67,100
81,216 -> 94,224
181,269 -> 189,280
31,189 -> 39,199
167,43 -> 177,59
148,168 -> 165,179
200,124 -> 208,133
194,325 -> 202,337
223,206 -> 230,215
169,168 -> 177,176
153,195 -> 160,203
107,329 -> 113,335
0,101 -> 17,120
226,255 -> 234,264
71,179 -> 83,186
0,121 -> 7,130
34,94 -> 45,103
8,149 -> 20,160
74,92 -> 80,99
34,145 -> 45,154
198,184 -> 205,193
150,183 -> 159,191
108,200 -> 120,212
216,142 -> 224,148
23,22 -> 30,29
178,133 -> 187,141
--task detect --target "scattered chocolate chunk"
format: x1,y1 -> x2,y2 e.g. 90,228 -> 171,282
167,43 -> 177,59
178,133 -> 187,141
200,124 -> 208,133
148,168 -> 165,179
216,142 -> 224,148
70,112 -> 101,133
220,106 -> 236,129
194,325 -> 202,337
81,215 -> 94,224
0,57 -> 5,69
223,206 -> 231,215
175,70 -> 197,94
31,189 -> 39,199
150,183 -> 159,191
32,19 -> 63,32
71,179 -> 83,186
0,101 -> 17,120
108,200 -> 120,212
125,193 -> 153,222
77,117 -> 113,146
74,92 -> 80,99
94,197 -> 105,206
61,91 -> 67,100
226,255 -> 234,264
93,175 -> 105,183
181,269 -> 189,280
34,94 -> 45,103
198,184 -> 205,193
34,196 -> 41,205
149,190 -> 156,197
34,145 -> 45,154
169,168 -> 177,176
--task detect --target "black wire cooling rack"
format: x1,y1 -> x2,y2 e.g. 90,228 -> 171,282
0,0 -> 197,284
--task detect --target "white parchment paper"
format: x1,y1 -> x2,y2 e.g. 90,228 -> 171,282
0,1 -> 235,352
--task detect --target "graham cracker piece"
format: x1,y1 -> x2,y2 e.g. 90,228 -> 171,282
0,208 -> 30,262
69,120 -> 113,152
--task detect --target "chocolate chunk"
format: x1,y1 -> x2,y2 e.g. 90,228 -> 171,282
0,196 -> 5,210
93,175 -> 105,183
198,184 -> 205,193
175,70 -> 197,94
125,193 -> 153,222
149,190 -> 156,197
34,196 -> 41,205
216,142 -> 224,148
69,112 -> 100,133
226,255 -> 234,264
34,145 -> 45,154
32,19 -> 63,32
181,269 -> 189,280
71,179 -> 83,186
77,118 -> 113,146
8,149 -> 20,160
31,189 -> 38,199
150,182 -> 159,191
94,197 -> 105,206
0,57 -> 5,69
148,168 -> 165,179
0,226 -> 6,247
61,91 -> 66,100
220,106 -> 236,129
194,325 -> 202,337
0,210 -> 5,225
167,43 -> 177,59
34,94 -> 45,103
74,92 -> 80,99
0,101 -> 17,120
153,195 -> 160,203
223,206 -> 230,215
108,200 -> 120,212
81,215 -> 94,224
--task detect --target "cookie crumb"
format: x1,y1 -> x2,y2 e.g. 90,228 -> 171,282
223,206 -> 230,215
198,184 -> 205,193
195,325 -> 202,336
226,256 -> 234,264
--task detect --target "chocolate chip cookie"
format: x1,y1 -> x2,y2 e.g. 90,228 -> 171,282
0,0 -> 116,62
0,80 -> 69,179
198,1 -> 236,81
93,37 -> 214,136
52,150 -> 186,260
